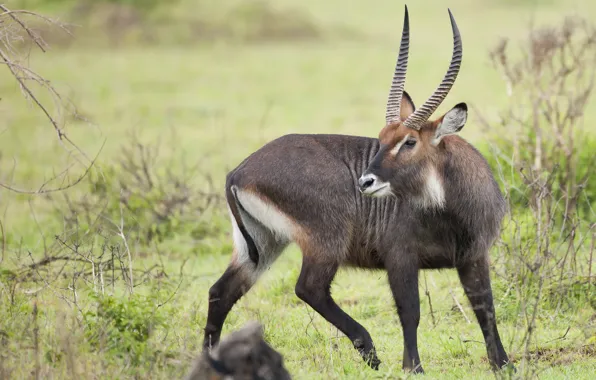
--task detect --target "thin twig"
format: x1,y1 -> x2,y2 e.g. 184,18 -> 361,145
157,258 -> 188,307
449,289 -> 471,324
423,272 -> 436,327
0,139 -> 105,194
0,5 -> 98,193
33,300 -> 40,380
118,200 -> 134,295
0,219 -> 5,266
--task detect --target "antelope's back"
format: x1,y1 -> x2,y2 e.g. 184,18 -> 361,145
225,133 -> 381,239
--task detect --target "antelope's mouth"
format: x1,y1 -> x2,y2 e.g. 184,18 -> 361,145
361,182 -> 392,197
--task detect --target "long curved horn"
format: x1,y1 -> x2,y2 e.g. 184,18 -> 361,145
402,9 -> 462,130
385,5 -> 410,125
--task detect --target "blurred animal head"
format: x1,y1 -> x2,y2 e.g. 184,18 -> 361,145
185,321 -> 291,380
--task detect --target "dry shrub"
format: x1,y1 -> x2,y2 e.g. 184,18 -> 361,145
486,15 -> 596,216
48,130 -> 225,247
480,15 -> 596,378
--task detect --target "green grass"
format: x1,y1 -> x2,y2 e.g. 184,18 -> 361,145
2,247 -> 595,378
1,0 -> 596,378
192,249 -> 596,379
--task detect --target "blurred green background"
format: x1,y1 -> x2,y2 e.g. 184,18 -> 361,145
2,0 -> 595,189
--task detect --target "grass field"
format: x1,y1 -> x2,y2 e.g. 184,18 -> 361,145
1,0 -> 596,379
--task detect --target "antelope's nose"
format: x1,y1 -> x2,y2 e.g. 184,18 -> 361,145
358,174 -> 376,193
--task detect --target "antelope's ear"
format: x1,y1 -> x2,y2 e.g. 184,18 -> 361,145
400,90 -> 416,121
432,102 -> 467,145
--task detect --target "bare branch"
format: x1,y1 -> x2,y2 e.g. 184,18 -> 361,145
0,139 -> 105,194
0,4 -> 99,194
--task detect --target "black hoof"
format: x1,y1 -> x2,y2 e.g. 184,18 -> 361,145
499,361 -> 516,374
363,352 -> 381,370
353,339 -> 381,370
407,365 -> 424,375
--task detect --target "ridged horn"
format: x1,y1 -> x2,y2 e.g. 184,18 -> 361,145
385,5 -> 410,125
402,8 -> 462,130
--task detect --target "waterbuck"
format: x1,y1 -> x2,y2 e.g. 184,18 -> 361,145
202,6 -> 511,374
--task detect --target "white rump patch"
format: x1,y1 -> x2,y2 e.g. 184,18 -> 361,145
235,189 -> 297,243
390,133 -> 410,156
228,205 -> 250,264
414,167 -> 446,209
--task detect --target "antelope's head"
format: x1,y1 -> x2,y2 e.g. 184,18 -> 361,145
358,6 -> 468,209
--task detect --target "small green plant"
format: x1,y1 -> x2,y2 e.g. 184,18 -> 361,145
84,292 -> 166,364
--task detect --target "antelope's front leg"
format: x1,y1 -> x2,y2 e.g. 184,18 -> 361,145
295,255 -> 381,370
457,257 -> 512,371
386,258 -> 424,374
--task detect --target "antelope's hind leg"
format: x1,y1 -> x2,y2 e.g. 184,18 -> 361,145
202,262 -> 256,350
203,211 -> 288,350
294,247 -> 381,370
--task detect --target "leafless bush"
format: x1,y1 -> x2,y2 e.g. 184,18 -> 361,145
479,15 -> 596,378
185,321 -> 291,380
48,130 -> 224,246
1,210 -> 170,310
1,126 -> 221,319
486,15 -> 596,219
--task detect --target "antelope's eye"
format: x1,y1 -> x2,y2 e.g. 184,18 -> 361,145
404,139 -> 417,147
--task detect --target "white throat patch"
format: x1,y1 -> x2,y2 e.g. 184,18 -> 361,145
414,167 -> 446,209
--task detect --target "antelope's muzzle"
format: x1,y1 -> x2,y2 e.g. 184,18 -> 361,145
358,173 -> 390,196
